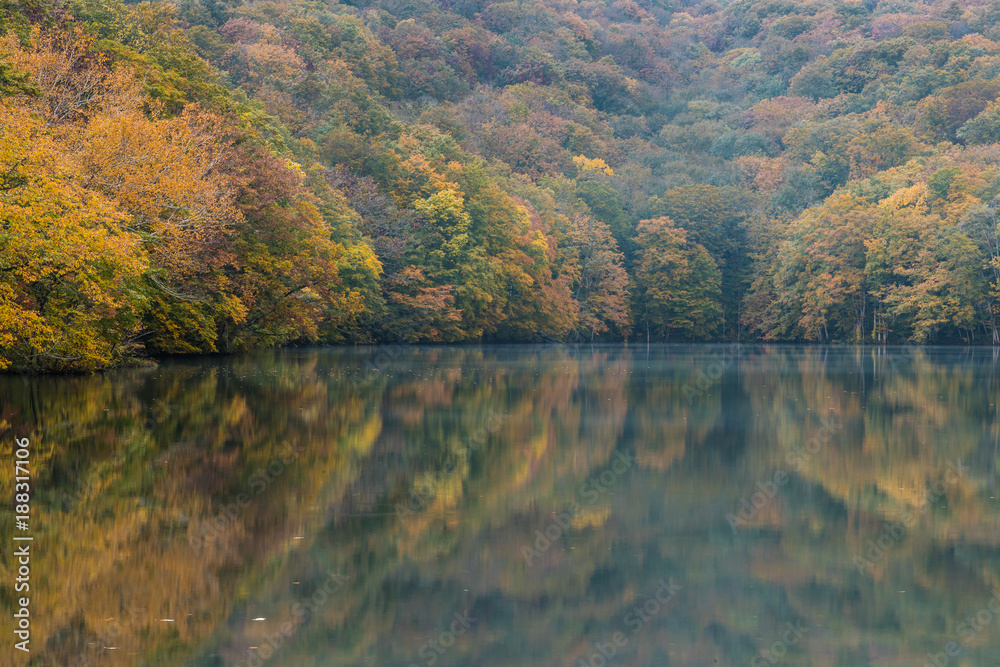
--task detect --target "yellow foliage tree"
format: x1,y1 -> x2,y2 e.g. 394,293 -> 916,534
572,154 -> 614,176
0,105 -> 147,371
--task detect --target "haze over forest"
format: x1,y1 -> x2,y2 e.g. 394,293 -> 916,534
6,0 -> 1000,371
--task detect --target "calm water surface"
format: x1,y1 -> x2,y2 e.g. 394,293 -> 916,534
2,345 -> 1000,667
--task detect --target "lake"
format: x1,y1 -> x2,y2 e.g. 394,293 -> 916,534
2,345 -> 1000,667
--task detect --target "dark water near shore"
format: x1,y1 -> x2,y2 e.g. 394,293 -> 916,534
2,345 -> 1000,667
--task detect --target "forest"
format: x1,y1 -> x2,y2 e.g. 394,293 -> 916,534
6,0 -> 1000,370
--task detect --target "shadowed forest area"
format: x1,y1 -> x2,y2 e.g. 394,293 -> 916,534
7,0 -> 1000,370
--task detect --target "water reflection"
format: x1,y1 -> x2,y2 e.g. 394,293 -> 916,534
1,345 -> 999,666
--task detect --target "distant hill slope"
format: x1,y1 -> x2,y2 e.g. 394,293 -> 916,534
4,0 -> 1000,369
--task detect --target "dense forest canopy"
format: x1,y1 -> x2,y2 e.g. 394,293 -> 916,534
6,0 -> 1000,369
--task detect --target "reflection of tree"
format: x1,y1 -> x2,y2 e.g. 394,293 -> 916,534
0,352 -> 382,666
4,347 -> 1000,666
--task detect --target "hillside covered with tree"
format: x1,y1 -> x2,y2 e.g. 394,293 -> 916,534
6,0 -> 1000,370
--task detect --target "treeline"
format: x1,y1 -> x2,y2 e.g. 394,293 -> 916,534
6,0 -> 1000,370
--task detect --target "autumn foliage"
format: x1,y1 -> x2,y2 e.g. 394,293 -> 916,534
8,0 -> 1000,369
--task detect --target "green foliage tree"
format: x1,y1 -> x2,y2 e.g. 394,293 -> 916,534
749,193 -> 874,342
867,185 -> 984,342
915,81 -> 1000,144
957,99 -> 1000,145
632,217 -> 721,341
